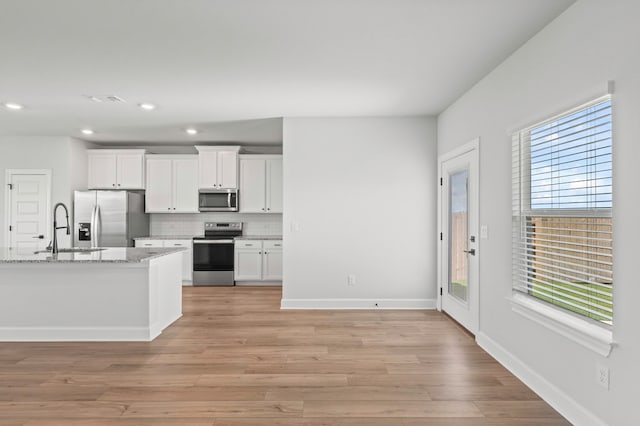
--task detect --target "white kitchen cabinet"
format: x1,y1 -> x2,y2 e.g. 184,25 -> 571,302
135,238 -> 193,283
172,158 -> 199,212
239,155 -> 283,213
145,155 -> 198,213
195,146 -> 240,190
262,240 -> 283,280
234,239 -> 282,283
88,149 -> 145,189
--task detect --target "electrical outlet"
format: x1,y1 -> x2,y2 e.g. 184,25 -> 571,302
347,274 -> 356,286
596,364 -> 610,390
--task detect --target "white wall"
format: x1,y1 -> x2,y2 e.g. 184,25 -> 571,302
437,1 -> 640,424
0,137 -> 91,248
282,117 -> 437,308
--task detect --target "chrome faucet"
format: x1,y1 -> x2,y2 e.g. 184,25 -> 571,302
52,202 -> 71,254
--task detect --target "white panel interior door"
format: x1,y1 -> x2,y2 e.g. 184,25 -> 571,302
7,172 -> 50,252
239,159 -> 266,213
440,144 -> 479,334
173,158 -> 199,213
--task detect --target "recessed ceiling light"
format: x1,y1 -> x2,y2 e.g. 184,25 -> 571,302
185,128 -> 198,135
81,129 -> 95,135
4,102 -> 24,110
138,103 -> 157,111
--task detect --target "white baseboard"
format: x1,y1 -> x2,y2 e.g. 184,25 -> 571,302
280,298 -> 436,310
476,331 -> 606,426
0,326 -> 160,342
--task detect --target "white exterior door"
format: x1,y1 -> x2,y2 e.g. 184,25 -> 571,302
146,158 -> 173,212
173,158 -> 199,213
240,159 -> 266,213
6,171 -> 50,252
440,141 -> 479,334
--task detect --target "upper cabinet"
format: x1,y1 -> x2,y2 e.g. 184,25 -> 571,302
145,155 -> 199,213
88,149 -> 146,190
195,146 -> 240,190
239,155 -> 283,213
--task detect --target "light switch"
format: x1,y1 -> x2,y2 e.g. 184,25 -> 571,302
481,225 -> 488,239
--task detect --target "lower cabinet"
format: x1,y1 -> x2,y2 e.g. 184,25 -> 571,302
135,239 -> 193,283
234,239 -> 282,283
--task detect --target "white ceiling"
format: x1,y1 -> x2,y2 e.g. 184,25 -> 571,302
0,0 -> 574,144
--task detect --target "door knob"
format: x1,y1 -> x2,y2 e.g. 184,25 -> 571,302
463,249 -> 476,256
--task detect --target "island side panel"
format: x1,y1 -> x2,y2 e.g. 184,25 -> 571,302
148,251 -> 183,339
0,263 -> 150,341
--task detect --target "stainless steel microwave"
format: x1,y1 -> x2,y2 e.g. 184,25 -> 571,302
199,189 -> 238,212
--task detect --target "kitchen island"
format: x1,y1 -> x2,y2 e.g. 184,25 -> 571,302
0,247 -> 184,342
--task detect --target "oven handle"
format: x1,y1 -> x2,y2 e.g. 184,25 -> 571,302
193,239 -> 235,244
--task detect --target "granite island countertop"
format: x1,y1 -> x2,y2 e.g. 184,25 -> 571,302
0,247 -> 186,264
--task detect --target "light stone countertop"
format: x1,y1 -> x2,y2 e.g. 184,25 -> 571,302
134,235 -> 203,240
0,247 -> 186,264
234,235 -> 283,241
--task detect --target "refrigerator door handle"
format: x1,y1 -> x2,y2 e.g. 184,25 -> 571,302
90,206 -> 97,248
95,205 -> 101,248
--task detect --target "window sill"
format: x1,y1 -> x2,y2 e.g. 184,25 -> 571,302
509,293 -> 614,357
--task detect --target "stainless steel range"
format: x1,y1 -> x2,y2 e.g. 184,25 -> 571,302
192,222 -> 243,286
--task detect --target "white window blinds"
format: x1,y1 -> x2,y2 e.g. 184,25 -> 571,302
512,97 -> 613,325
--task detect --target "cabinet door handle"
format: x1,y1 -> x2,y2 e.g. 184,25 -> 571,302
112,183 -> 116,187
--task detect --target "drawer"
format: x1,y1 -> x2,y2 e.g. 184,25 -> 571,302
263,240 -> 283,250
135,239 -> 164,248
235,240 -> 262,249
163,239 -> 192,248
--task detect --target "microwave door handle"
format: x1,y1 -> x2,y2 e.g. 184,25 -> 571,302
227,193 -> 231,209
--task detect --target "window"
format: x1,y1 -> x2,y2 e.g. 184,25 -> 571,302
512,97 -> 613,326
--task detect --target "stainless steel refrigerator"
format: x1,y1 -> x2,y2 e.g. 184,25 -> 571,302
73,191 -> 149,248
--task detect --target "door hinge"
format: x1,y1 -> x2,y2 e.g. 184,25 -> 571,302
440,177 -> 443,186
7,183 -> 13,190
440,232 -> 443,241
440,287 -> 443,296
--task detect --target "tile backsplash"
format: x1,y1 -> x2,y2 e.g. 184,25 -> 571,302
150,213 -> 283,237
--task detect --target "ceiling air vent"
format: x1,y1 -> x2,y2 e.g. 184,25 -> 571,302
105,95 -> 126,103
84,95 -> 127,103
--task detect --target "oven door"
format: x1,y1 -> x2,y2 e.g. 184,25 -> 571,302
199,190 -> 238,212
192,239 -> 236,286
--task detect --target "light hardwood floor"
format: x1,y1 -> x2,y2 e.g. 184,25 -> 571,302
0,287 -> 570,425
